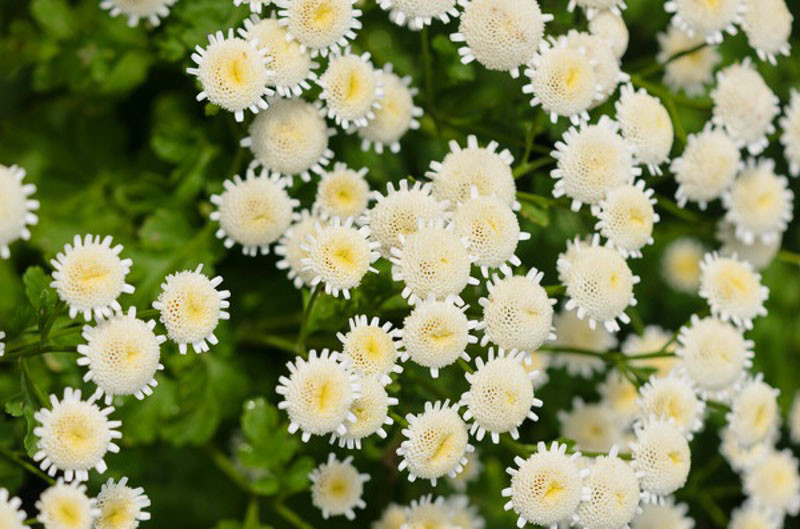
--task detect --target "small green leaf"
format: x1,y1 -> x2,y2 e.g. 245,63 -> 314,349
519,201 -> 550,227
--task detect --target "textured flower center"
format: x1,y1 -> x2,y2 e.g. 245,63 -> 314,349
312,2 -> 335,30
75,262 -> 110,289
345,72 -> 365,104
668,450 -> 683,465
429,432 -> 455,463
103,500 -> 133,529
543,479 -> 565,502
57,501 -> 81,527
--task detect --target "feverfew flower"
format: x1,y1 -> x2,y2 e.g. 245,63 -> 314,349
302,217 -> 380,299
51,234 -> 134,322
451,0 -> 552,78
729,503 -> 781,529
337,315 -> 403,385
656,25 -> 720,96
379,0 -> 458,30
317,50 -> 383,128
331,375 -> 397,449
210,171 -> 298,256
277,349 -> 361,442
563,30 -> 628,104
153,264 -> 231,354
313,163 -> 370,221
0,332 -> 5,358
275,210 -> 325,288
741,0 -> 793,64
589,11 -> 629,60
461,349 -> 542,443
95,477 -> 151,529
477,268 -> 556,353
743,448 -> 800,516
37,481 -> 98,529
399,295 -> 477,378
631,499 -> 693,529
719,225 -> 782,271
719,426 -> 773,474
623,326 -> 679,377
551,309 -> 617,378
0,164 -> 38,259
558,399 -> 623,453
397,400 -> 473,485
503,441 -> 589,529
630,417 -> 691,503
614,85 -> 673,176
780,90 -> 800,176
575,448 -> 642,529
375,503 -> 407,529
359,65 -> 422,154
664,0 -> 744,44
598,370 -> 639,424
33,388 -> 122,482
101,0 -> 177,27
791,392 -> 800,444
233,0 -> 272,13
637,375 -> 705,439
243,98 -> 334,183
699,252 -> 769,330
77,307 -> 165,404
726,375 -> 780,448
711,60 -> 780,155
661,238 -> 704,294
310,454 -> 369,520
276,0 -> 362,57
551,117 -> 640,212
186,30 -> 273,122
0,488 -> 26,529
403,496 -> 453,529
568,0 -> 626,19
722,159 -> 793,245
447,450 -> 482,491
596,180 -> 660,258
447,495 -> 485,529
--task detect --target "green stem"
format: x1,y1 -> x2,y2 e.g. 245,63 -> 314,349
513,156 -> 556,179
539,345 -> 608,359
20,359 -> 50,409
389,411 -> 409,427
653,192 -> 706,223
273,499 -> 313,529
1,345 -> 78,363
0,445 -> 56,485
204,444 -> 253,494
458,358 -> 474,374
778,250 -> 800,267
544,285 -> 566,296
296,286 -> 323,357
637,42 -> 710,77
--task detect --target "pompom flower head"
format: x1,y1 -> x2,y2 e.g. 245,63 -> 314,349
656,25 -> 720,96
551,308 -> 617,378
589,10 -> 629,60
631,499 -> 693,529
358,64 -> 422,154
77,307 -> 165,404
631,417 -> 691,503
186,29 -> 274,122
101,0 -> 177,27
615,85 -> 673,176
275,210 -> 325,288
726,374 -> 780,448
664,0 -> 744,44
95,477 -> 151,529
558,398 -> 623,453
51,234 -> 134,322
699,252 -> 768,330
728,503 -> 781,529
277,349 -> 361,442
563,30 -> 628,105
397,400 -> 473,485
37,480 -> 99,529
402,495 -> 453,529
503,441 -> 589,529
330,375 -> 397,449
0,488 -> 26,529
233,0 -> 272,13
0,164 -> 39,259
379,0 -> 458,30
317,50 -> 383,128
741,0 -> 793,64
276,0 -> 362,57
567,0 -> 627,20
153,264 -> 230,354
780,89 -> 800,177
596,180 -> 660,258
33,388 -> 122,482
718,220 -> 781,271
661,237 -> 704,294
575,448 -> 642,529
337,315 -> 402,385
310,454 -> 369,520
313,163 -> 370,221
637,374 -> 705,438
451,0 -> 553,78
743,448 -> 800,516
210,170 -> 298,256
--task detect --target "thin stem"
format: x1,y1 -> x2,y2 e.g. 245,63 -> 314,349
513,156 -> 556,179
539,345 -> 608,359
0,445 -> 56,485
1,345 -> 78,363
458,358 -> 474,374
204,444 -> 253,493
653,192 -> 706,223
637,42 -> 710,77
273,499 -> 313,529
389,411 -> 409,427
20,359 -> 50,409
544,285 -> 566,296
778,250 -> 800,267
296,286 -> 323,357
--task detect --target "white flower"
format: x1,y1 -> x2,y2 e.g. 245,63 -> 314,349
152,264 -> 231,354
95,477 -> 151,529
523,37 -> 601,124
461,348 -> 542,443
637,375 -> 705,439
743,448 -> 800,516
791,392 -> 800,444
596,180 -> 659,258
551,308 -> 617,378
631,498 -> 693,529
238,16 -> 318,98
477,268 -> 555,353
656,25 -> 720,96
670,125 -> 741,209
426,135 -> 517,209
233,0 -> 272,13
719,426 -> 773,474
337,315 -> 403,385
699,252 -> 769,330
51,234 -> 134,322
77,307 -> 165,404
317,50 -> 383,128
598,370 -> 639,424
359,65 -> 422,154
302,217 -> 380,299
722,158 -> 793,245
447,450 -> 482,491
575,448 -> 642,529
664,0 -> 744,44
614,85 -> 673,176
568,0 -> 627,20
276,0 -> 362,57
390,219 -> 478,306
741,0 -> 793,64
630,417 -> 691,503
186,30 -> 274,122
780,89 -> 800,177
402,496 -> 454,529
623,326 -> 679,377
277,349 -> 361,442
562,30 -> 628,104
503,441 -> 589,529
210,170 -> 298,256
557,235 -> 593,285
0,488 -> 26,529
718,220 -> 782,272
661,237 -> 705,294
729,502 -> 782,529
399,295 -> 477,378
551,117 -> 640,212
397,400 -> 473,485
0,331 -> 5,358
380,0 -> 458,30
313,163 -> 370,221
0,164 -> 38,259
37,480 -> 99,529
330,375 -> 397,449
33,388 -> 122,482
558,398 -> 623,453
711,60 -> 780,155
727,374 -> 780,448
447,495 -> 485,529
375,503 -> 408,529
451,0 -> 552,78
275,210 -> 325,288
676,315 -> 753,400
100,0 -> 176,27
242,98 -> 334,183
524,351 -> 551,386
310,454 -> 369,520
588,10 -> 629,60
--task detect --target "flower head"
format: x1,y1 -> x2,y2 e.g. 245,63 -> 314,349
402,495 -> 454,529
575,449 -> 642,529
780,89 -> 800,177
233,0 -> 272,13
558,398 -> 623,453
741,0 -> 793,64
664,0 -> 744,44
37,480 -> 98,529
726,374 -> 780,448
101,0 -> 177,27
310,454 -> 369,520
95,477 -> 151,529
699,252 -> 769,329
589,11 -> 628,60
656,25 -> 720,96
567,0 -> 627,20
358,65 -> 422,154
729,502 -> 781,529
719,426 -> 773,474
598,370 -> 639,424
631,499 -> 693,529
551,308 -> 617,378
0,488 -> 26,529
375,503 -> 408,529
614,84 -> 673,176
276,0 -> 362,57
742,448 -> 800,516
623,325 -> 679,377
791,392 -> 800,445
337,315 -> 403,385
447,495 -> 485,529
563,30 -> 628,104
330,375 -> 397,449
661,237 -> 704,294
631,417 -> 691,503
313,163 -> 370,221
0,164 -> 38,259
0,332 -> 5,358
596,180 -> 659,258
318,50 -> 383,128
637,375 -> 705,438
275,210 -> 326,288
380,0 -> 459,30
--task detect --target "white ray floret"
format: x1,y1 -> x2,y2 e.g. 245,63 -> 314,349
596,180 -> 660,258
313,163 -> 370,221
630,417 -> 691,504
741,0 -> 793,65
615,85 -> 673,176
402,495 -> 452,529
380,0 -> 458,30
358,64 -> 422,154
637,374 -> 705,439
780,89 -> 800,177
451,0 -> 552,78
310,454 -> 369,520
447,495 -> 486,529
551,308 -> 617,378
661,237 -> 705,294
330,375 -> 397,449
742,448 -> 800,516
374,503 -> 407,529
233,0 -> 272,13
276,349 -> 361,442
718,220 -> 781,271
664,0 -> 744,45
317,49 -> 383,128
77,307 -> 165,404
276,0 -> 362,57
36,480 -> 99,529
589,10 -> 629,60
0,488 -> 26,529
33,388 -> 122,482
337,315 -> 403,385
656,25 -> 720,96
0,164 -> 38,259
719,426 -> 773,474
447,450 -> 482,492
631,498 -> 694,529
186,29 -> 274,123
598,370 -> 639,425
726,374 -> 780,448
558,398 -> 624,453
567,0 -> 627,20
95,477 -> 151,529
397,400 -> 473,485
101,0 -> 177,27
575,447 -> 642,529
623,325 -> 680,378
51,234 -> 134,322
563,30 -> 629,105
275,210 -> 325,288
210,170 -> 298,256
699,252 -> 769,330
729,502 -> 781,529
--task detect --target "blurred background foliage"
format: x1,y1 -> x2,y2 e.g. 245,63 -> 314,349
0,0 -> 799,528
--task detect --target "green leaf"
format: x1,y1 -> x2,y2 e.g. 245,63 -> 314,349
4,395 -> 24,417
23,266 -> 58,327
519,201 -> 550,227
30,0 -> 77,40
